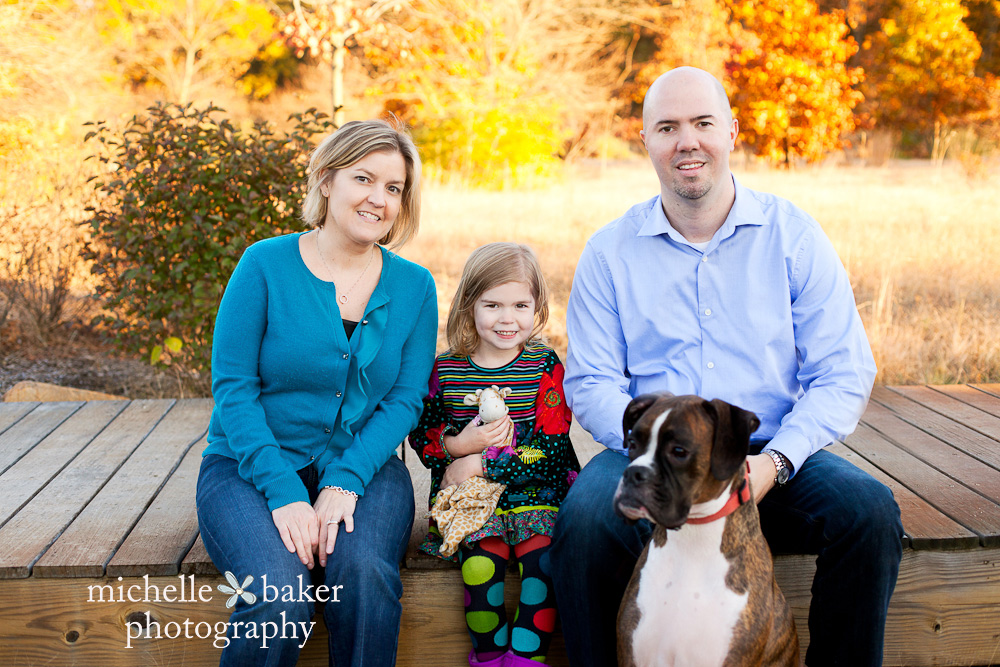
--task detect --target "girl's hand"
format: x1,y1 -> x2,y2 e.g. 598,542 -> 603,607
314,488 -> 357,567
441,454 -> 485,489
271,501 -> 320,569
446,416 -> 513,457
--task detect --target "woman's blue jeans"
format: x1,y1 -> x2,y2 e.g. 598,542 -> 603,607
546,447 -> 903,667
196,453 -> 415,667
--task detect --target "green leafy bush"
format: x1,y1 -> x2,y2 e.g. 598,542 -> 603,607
83,102 -> 333,374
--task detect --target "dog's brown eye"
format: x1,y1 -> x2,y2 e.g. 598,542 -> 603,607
671,446 -> 688,458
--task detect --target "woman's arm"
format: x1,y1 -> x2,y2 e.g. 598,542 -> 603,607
211,249 -> 310,509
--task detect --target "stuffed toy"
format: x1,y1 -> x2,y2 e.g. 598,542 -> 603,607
430,385 -> 512,557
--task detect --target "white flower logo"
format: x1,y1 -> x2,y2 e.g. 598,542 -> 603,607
217,571 -> 257,608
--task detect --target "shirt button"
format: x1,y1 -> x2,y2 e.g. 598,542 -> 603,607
362,319 -> 368,325
701,256 -> 708,263
704,308 -> 712,316
336,391 -> 343,398
707,362 -> 715,369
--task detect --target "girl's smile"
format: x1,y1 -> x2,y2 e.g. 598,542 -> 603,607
471,281 -> 536,367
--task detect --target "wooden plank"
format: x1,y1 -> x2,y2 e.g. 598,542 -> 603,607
866,394 -> 1000,504
844,423 -> 1000,547
0,400 -> 128,526
570,419 -> 603,466
828,443 -> 977,550
34,399 -> 213,578
971,383 -> 1000,399
929,384 -> 1000,441
0,400 -> 38,435
0,401 -> 82,474
5,549 -> 997,667
180,535 -> 217,576
0,400 -> 175,579
876,386 -> 1000,471
107,435 -> 208,578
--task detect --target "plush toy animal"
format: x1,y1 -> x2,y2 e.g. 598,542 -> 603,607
464,385 -> 516,450
430,385 -> 514,557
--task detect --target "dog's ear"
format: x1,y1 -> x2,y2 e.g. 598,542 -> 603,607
705,399 -> 760,481
623,392 -> 673,440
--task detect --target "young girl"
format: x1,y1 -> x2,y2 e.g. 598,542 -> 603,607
409,242 -> 580,667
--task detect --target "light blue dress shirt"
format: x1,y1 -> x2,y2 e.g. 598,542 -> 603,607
564,177 -> 876,475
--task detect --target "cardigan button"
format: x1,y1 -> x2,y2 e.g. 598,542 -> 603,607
324,428 -> 331,434
342,353 -> 349,360
362,319 -> 368,325
336,391 -> 342,398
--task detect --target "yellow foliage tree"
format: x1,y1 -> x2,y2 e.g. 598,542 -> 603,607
97,0 -> 276,103
725,0 -> 864,165
361,0 -> 623,187
861,0 -> 990,161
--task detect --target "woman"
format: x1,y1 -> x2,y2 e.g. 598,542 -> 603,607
196,118 -> 437,666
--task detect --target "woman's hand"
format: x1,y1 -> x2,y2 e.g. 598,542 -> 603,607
271,501 -> 321,569
314,488 -> 358,567
445,416 -> 513,457
441,454 -> 485,489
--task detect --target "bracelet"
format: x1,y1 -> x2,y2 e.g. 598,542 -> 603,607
439,426 -> 457,463
321,485 -> 359,500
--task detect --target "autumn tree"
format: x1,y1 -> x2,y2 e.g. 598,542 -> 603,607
725,0 -> 864,165
962,0 -> 1000,76
620,0 -> 734,108
97,0 -> 276,103
860,0 -> 988,161
360,0 -> 626,186
280,0 -> 402,125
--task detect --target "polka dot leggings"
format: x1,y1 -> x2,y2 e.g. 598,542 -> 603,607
459,535 -> 557,663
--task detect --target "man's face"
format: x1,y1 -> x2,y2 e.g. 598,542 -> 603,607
640,73 -> 738,203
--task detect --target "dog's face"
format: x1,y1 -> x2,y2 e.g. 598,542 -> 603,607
613,393 -> 759,529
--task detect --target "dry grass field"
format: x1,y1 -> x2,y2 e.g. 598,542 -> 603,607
403,159 -> 1000,385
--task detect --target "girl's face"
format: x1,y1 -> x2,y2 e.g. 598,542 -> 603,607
472,281 -> 536,365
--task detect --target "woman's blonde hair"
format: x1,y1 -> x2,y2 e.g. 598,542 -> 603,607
446,243 -> 550,357
302,117 -> 421,249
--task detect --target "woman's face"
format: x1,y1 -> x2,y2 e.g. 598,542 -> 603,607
322,150 -> 406,248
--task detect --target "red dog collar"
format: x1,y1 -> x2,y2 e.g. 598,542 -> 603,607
686,462 -> 752,525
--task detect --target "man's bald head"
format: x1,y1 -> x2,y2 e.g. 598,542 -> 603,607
642,67 -> 733,129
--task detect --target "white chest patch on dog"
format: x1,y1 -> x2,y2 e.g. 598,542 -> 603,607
631,520 -> 748,667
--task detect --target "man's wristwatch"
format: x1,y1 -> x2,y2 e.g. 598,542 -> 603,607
762,449 -> 791,486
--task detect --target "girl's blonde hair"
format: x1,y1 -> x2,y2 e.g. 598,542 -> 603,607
446,243 -> 550,357
302,117 -> 421,250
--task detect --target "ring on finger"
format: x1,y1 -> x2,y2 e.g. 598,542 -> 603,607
326,519 -> 340,525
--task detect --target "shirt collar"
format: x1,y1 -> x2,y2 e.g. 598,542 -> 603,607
638,176 -> 771,246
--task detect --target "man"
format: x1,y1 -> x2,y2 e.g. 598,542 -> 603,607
548,67 -> 903,666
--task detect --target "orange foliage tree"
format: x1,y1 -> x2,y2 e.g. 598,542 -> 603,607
860,0 -> 989,161
725,0 -> 864,165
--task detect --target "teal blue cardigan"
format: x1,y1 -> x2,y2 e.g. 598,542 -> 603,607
204,232 -> 437,511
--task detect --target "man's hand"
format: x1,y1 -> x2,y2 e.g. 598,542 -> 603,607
441,454 -> 485,489
747,453 -> 777,504
271,501 -> 320,569
444,416 -> 513,457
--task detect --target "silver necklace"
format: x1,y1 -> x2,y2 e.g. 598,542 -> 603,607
315,230 -> 375,305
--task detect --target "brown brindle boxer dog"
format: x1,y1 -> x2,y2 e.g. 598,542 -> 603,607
614,392 -> 800,667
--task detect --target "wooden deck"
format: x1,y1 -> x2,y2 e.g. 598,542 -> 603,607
0,385 -> 998,666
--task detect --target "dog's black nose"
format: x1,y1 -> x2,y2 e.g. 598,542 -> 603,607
624,465 -> 651,486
